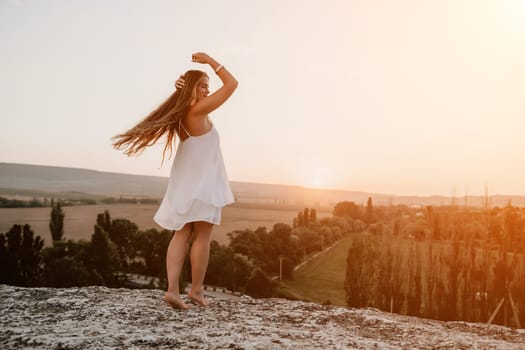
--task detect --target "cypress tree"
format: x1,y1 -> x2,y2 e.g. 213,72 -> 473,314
90,224 -> 120,286
96,210 -> 112,233
303,208 -> 310,227
297,212 -> 304,227
366,197 -> 373,225
0,224 -> 43,286
309,208 -> 317,225
49,198 -> 65,242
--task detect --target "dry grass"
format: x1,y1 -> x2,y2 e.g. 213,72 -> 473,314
0,204 -> 331,246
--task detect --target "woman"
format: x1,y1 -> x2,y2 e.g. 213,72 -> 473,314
112,52 -> 238,309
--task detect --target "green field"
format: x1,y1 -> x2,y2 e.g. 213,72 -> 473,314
285,236 -> 356,307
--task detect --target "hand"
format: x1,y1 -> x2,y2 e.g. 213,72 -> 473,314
191,52 -> 211,64
174,75 -> 185,90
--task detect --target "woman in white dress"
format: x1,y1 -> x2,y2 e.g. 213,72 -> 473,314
112,52 -> 238,309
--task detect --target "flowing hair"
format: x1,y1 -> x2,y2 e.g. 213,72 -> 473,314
112,70 -> 208,165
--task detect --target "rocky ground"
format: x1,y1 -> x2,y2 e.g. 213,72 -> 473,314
1,284 -> 524,349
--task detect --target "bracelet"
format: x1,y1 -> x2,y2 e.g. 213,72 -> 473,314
215,65 -> 224,74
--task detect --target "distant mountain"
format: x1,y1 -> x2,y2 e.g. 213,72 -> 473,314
1,162 -> 524,208
0,162 -> 168,199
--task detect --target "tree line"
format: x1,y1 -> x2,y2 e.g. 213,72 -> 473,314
0,195 -> 159,208
0,200 -> 365,298
0,196 -> 56,208
344,199 -> 525,328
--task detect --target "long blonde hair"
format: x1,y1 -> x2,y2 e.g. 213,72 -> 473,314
112,70 -> 208,164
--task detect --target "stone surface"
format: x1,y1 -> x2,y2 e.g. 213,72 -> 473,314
1,284 -> 524,349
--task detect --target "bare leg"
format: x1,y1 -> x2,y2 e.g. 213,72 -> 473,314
188,221 -> 214,306
164,223 -> 192,310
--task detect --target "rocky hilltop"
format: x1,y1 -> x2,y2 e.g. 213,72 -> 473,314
1,284 -> 524,349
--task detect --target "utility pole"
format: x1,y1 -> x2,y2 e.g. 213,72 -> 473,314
233,264 -> 237,293
279,255 -> 284,281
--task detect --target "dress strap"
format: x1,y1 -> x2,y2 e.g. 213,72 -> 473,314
178,119 -> 192,138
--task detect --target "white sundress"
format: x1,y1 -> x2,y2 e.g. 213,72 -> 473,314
153,121 -> 234,231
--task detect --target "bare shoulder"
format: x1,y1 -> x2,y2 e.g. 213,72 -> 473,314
184,111 -> 211,135
186,109 -> 208,125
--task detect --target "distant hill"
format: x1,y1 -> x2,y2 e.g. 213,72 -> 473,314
0,162 -> 168,199
1,162 -> 524,208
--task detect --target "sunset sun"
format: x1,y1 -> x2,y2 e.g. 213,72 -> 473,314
310,177 -> 322,188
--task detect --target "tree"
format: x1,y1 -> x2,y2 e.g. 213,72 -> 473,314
345,236 -> 380,308
206,240 -> 235,288
89,224 -> 121,286
268,223 -> 301,277
376,245 -> 403,313
309,208 -> 317,225
297,211 -> 304,227
406,243 -> 422,316
442,239 -> 461,321
425,242 -> 440,319
1,227 -> 20,284
303,208 -> 310,227
333,201 -> 361,220
49,198 -> 65,242
132,228 -> 171,279
97,210 -> 111,233
0,224 -> 44,286
503,204 -> 518,247
393,219 -> 400,236
106,217 -> 138,270
232,253 -> 255,292
432,213 -> 442,240
295,227 -> 320,254
245,268 -> 276,298
41,240 -> 93,287
366,197 -> 373,225
228,227 -> 270,271
19,224 -> 44,285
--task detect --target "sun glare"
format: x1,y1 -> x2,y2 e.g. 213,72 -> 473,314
310,177 -> 322,188
305,172 -> 330,189
302,165 -> 337,189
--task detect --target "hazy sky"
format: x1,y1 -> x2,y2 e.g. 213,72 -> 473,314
1,0 -> 524,196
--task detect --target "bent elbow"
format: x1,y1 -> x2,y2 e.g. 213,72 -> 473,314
226,79 -> 238,94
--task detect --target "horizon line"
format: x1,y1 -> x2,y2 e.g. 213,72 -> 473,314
1,161 -> 524,199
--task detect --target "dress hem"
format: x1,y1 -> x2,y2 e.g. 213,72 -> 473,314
153,217 -> 222,231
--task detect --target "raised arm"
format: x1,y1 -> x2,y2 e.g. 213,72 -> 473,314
188,52 -> 238,117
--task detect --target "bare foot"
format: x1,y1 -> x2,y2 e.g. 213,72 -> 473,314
164,291 -> 191,310
188,290 -> 209,307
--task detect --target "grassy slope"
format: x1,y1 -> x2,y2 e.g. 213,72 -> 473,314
285,236 -> 355,307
